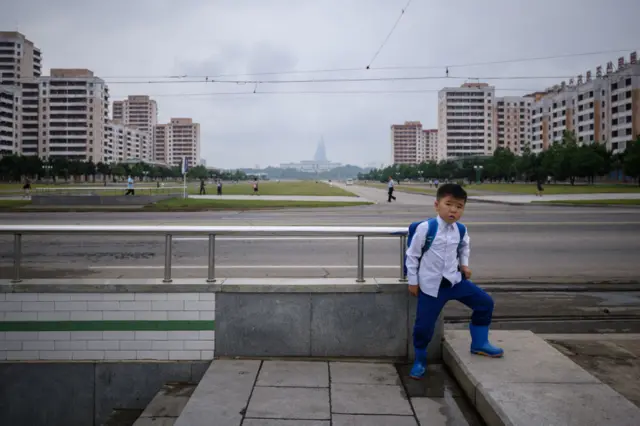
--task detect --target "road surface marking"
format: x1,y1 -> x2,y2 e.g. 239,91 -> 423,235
88,265 -> 399,269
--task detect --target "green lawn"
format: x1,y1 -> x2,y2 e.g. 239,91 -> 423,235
191,181 -> 357,197
148,198 -> 371,211
0,200 -> 31,210
361,181 -> 640,195
360,182 -> 437,195
0,198 -> 371,212
533,199 -> 640,206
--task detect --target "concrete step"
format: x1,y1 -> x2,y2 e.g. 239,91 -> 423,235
131,382 -> 196,426
443,330 -> 640,426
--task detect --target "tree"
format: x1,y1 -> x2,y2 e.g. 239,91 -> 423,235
623,138 -> 640,186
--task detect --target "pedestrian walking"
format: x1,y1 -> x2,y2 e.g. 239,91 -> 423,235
199,179 -> 206,195
536,179 -> 544,197
388,176 -> 396,202
125,176 -> 135,195
217,180 -> 222,196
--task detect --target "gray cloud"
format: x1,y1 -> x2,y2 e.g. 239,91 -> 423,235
2,0 -> 640,168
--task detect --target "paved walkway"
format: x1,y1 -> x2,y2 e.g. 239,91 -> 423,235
174,360 -> 483,426
469,192 -> 640,204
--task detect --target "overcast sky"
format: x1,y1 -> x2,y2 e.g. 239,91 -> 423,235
3,0 -> 640,168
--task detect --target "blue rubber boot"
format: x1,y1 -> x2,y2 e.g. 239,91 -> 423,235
409,348 -> 427,379
469,324 -> 504,358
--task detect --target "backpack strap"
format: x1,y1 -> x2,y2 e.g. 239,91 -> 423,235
422,217 -> 439,258
455,222 -> 467,258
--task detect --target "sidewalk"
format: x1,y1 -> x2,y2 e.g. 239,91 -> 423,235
469,192 -> 640,204
173,360 -> 483,426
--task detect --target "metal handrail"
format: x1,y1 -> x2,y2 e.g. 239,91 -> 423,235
0,225 -> 409,284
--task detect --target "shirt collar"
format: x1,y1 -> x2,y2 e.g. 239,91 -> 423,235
436,215 -> 454,229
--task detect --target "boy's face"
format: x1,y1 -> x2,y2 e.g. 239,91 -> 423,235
434,195 -> 466,224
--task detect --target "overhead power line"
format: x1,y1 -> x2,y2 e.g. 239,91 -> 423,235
366,0 -> 414,69
108,87 -> 547,99
91,47 -> 637,80
101,74 -> 593,85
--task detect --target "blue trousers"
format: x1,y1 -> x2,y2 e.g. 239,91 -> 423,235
413,279 -> 495,350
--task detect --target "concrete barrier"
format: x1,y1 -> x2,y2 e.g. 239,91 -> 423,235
0,278 -> 438,426
30,193 -> 181,206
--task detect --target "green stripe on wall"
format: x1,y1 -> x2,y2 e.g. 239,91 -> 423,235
0,320 -> 215,332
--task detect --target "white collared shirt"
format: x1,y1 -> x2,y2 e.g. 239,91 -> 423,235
405,215 -> 470,298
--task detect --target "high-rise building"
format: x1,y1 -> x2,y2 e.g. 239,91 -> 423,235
0,85 -> 20,155
111,95 -> 157,160
438,83 -> 496,160
153,118 -> 200,167
530,52 -> 640,154
34,69 -> 110,162
391,121 -> 424,165
422,129 -> 438,162
495,96 -> 532,155
113,95 -> 158,158
0,32 -> 41,86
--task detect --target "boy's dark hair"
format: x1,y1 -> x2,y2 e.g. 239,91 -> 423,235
436,183 -> 467,202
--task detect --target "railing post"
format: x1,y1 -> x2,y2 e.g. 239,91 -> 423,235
356,235 -> 365,283
207,234 -> 216,283
399,234 -> 408,282
12,233 -> 22,283
163,234 -> 172,283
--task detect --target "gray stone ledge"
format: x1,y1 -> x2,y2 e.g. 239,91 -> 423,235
443,330 -> 640,426
0,278 -> 405,294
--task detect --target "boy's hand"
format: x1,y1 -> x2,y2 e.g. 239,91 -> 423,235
460,266 -> 472,279
408,284 -> 419,297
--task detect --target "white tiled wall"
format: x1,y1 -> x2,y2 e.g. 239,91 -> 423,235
0,292 -> 216,361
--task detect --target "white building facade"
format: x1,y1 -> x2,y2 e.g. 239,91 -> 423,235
530,52 -> 640,154
0,85 -> 19,155
438,83 -> 496,160
104,122 -> 152,164
153,118 -> 200,167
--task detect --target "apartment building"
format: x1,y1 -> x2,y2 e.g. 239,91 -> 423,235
0,85 -> 20,154
104,121 -> 151,164
112,95 -> 157,160
34,69 -> 110,162
607,54 -> 639,153
530,52 -> 640,154
391,121 -> 423,165
154,118 -> 200,167
0,32 -> 41,86
422,129 -> 438,162
438,83 -> 495,160
495,96 -> 532,155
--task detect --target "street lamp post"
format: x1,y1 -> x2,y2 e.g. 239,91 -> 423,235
473,165 -> 484,184
43,163 -> 52,182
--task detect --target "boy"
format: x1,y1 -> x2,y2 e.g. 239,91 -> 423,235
405,183 -> 503,380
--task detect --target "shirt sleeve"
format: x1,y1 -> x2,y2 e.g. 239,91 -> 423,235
405,222 -> 428,285
458,228 -> 470,267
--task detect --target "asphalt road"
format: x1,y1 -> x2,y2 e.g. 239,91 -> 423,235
0,185 -> 639,282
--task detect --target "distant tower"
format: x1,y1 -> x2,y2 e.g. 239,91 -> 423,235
314,137 -> 328,162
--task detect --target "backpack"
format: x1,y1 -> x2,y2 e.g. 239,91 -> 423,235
403,218 -> 467,277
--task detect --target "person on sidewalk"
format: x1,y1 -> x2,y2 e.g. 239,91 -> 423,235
199,178 -> 206,195
405,183 -> 503,380
536,179 -> 544,197
217,180 -> 222,196
125,176 -> 135,196
387,176 -> 396,202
